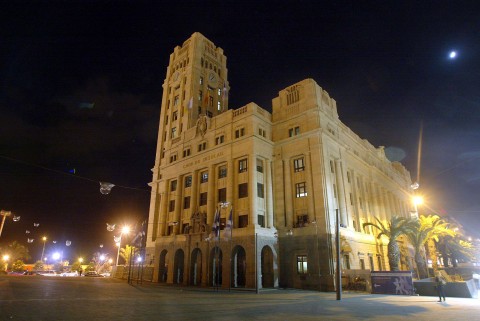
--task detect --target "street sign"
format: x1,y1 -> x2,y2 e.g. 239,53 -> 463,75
371,271 -> 414,295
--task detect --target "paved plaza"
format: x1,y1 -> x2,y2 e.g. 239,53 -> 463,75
1,275 -> 479,321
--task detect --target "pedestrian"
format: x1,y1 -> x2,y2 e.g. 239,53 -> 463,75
78,268 -> 83,277
435,271 -> 447,302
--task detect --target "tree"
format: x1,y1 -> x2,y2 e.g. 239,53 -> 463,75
420,215 -> 454,273
2,241 -> 31,262
363,216 -> 415,271
12,260 -> 25,272
71,261 -> 82,272
438,235 -> 476,267
120,245 -> 136,265
405,215 -> 454,279
33,260 -> 45,271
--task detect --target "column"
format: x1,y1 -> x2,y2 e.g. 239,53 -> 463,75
334,160 -> 348,227
250,154 -> 257,226
191,170 -> 199,212
173,175 -> 183,234
159,180 -> 169,236
207,164 -> 216,225
265,160 -> 274,228
284,158 -> 293,228
305,152 -> 315,223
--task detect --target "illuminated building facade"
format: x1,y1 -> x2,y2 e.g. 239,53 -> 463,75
146,33 -> 414,291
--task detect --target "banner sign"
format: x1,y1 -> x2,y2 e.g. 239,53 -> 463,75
371,271 -> 414,295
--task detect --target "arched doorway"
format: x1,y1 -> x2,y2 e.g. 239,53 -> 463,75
158,249 -> 168,283
173,249 -> 184,284
190,248 -> 202,286
232,246 -> 246,287
261,246 -> 274,288
209,246 -> 222,286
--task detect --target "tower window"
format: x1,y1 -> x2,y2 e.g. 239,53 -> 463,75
218,165 -> 227,178
183,148 -> 191,158
183,196 -> 191,209
173,95 -> 179,106
170,180 -> 177,192
289,126 -> 300,137
239,159 -> 248,173
169,200 -> 175,212
199,192 -> 207,206
215,135 -> 224,145
293,157 -> 305,172
256,159 -> 263,173
184,175 -> 192,187
238,183 -> 248,198
173,111 -> 178,121
218,188 -> 226,203
257,183 -> 264,198
198,142 -> 207,152
295,182 -> 307,198
171,127 -> 177,138
235,128 -> 245,138
200,171 -> 208,183
200,76 -> 203,84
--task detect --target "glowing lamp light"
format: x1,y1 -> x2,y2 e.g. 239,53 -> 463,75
136,256 -> 142,263
121,226 -> 131,234
52,252 -> 61,261
2,254 -> 9,261
100,255 -> 106,261
449,51 -> 457,59
78,257 -> 84,263
413,196 -> 424,206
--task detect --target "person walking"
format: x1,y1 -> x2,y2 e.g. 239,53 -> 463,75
435,271 -> 447,302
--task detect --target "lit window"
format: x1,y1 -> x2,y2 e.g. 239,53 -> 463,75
173,95 -> 179,106
297,255 -> 308,274
200,171 -> 208,183
293,157 -> 305,172
200,77 -> 203,85
239,159 -> 248,173
171,127 -> 177,138
295,182 -> 307,198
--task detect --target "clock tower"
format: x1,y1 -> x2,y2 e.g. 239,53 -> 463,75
157,32 -> 229,150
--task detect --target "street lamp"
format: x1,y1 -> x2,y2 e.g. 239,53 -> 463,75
78,257 -> 84,264
40,236 -> 47,261
115,225 -> 131,266
410,182 -> 421,218
2,254 -> 10,271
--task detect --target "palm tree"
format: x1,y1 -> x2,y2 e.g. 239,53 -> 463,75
363,216 -> 415,271
438,235 -> 476,267
420,215 -> 454,273
405,219 -> 429,279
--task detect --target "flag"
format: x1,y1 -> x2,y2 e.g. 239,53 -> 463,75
224,207 -> 233,239
211,208 -> 220,239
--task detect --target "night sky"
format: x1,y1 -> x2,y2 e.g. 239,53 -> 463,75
1,1 -> 479,263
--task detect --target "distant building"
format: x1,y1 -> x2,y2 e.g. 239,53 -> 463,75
145,32 -> 414,291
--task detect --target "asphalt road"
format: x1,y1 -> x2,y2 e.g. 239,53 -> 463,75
1,275 -> 479,321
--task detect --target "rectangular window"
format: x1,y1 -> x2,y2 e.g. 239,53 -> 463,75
206,110 -> 213,118
200,171 -> 208,183
293,157 -> 305,172
209,96 -> 213,108
360,258 -> 365,270
218,188 -> 226,203
217,88 -> 221,96
235,128 -> 245,138
333,184 -> 337,198
170,154 -> 177,163
369,256 -> 375,271
200,77 -> 203,85
173,95 -> 179,106
289,126 -> 300,137
171,127 -> 177,138
183,148 -> 191,158
238,215 -> 248,228
183,196 -> 191,209
215,135 -> 224,145
256,159 -> 263,173
297,255 -> 308,274
173,111 -> 178,121
198,142 -> 207,152
165,115 -> 169,124
239,158 -> 248,173
257,183 -> 264,198
258,128 -> 266,137
296,214 -> 309,227
199,192 -> 207,206
343,254 -> 351,270
238,183 -> 248,198
217,101 -> 221,111
170,180 -> 177,192
169,200 -> 175,212
258,215 -> 265,228
199,90 -> 203,102
184,175 -> 192,187
218,165 -> 227,179
295,182 -> 307,198
330,160 -> 335,173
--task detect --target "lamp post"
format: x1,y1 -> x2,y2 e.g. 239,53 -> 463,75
40,236 -> 47,261
115,226 -> 131,266
2,254 -> 10,271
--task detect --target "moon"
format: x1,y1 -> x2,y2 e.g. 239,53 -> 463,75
449,51 -> 457,59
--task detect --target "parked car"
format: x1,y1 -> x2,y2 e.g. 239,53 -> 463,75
38,271 -> 57,276
61,271 -> 78,277
84,271 -> 104,277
